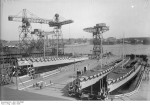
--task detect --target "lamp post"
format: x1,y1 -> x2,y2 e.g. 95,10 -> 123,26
43,33 -> 46,58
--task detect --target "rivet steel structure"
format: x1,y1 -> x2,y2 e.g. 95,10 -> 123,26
83,23 -> 109,59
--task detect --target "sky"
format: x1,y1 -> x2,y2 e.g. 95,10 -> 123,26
1,0 -> 150,41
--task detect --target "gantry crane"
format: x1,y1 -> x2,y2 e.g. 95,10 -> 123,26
8,9 -> 53,54
8,9 -> 73,57
83,23 -> 109,61
49,14 -> 73,57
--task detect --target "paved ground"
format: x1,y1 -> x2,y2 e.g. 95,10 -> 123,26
0,87 -> 68,101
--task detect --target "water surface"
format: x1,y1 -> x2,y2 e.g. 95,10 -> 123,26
65,44 -> 150,56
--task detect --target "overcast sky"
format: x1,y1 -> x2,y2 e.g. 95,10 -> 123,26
1,0 -> 150,40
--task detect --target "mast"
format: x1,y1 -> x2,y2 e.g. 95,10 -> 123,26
72,47 -> 75,86
56,29 -> 59,58
101,35 -> 103,69
73,47 -> 75,71
44,34 -> 46,57
122,33 -> 125,69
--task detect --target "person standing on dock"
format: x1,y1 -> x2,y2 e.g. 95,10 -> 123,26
84,66 -> 87,73
77,69 -> 81,76
144,67 -> 149,80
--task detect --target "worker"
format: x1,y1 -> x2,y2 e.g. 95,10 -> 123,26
40,82 -> 43,89
84,66 -> 87,73
144,68 -> 147,80
50,80 -> 51,84
111,98 -> 114,101
36,82 -> 39,87
77,69 -> 80,76
75,81 -> 80,92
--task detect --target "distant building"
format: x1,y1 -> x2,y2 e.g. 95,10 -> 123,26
106,37 -> 117,45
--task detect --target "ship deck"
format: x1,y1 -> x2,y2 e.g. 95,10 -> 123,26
108,61 -> 132,80
108,58 -> 138,80
80,58 -> 129,78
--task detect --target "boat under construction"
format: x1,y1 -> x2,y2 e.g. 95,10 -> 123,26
68,54 -> 147,100
1,8 -> 150,101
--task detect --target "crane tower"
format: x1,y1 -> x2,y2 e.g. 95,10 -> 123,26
49,14 -> 73,57
83,23 -> 109,59
8,9 -> 73,57
31,29 -> 55,57
8,9 -> 53,54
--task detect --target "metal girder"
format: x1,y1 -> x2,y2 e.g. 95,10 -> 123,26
8,9 -> 73,56
49,20 -> 73,27
8,16 -> 53,24
83,24 -> 109,34
32,29 -> 55,36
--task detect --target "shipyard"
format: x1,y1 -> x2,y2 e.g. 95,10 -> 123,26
1,0 -> 150,102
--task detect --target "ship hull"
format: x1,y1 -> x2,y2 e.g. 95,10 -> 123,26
108,64 -> 142,92
79,58 -> 129,90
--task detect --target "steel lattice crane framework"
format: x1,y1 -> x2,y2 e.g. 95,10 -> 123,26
8,9 -> 73,56
8,9 -> 53,54
83,23 -> 109,59
49,14 -> 73,57
31,29 -> 55,57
